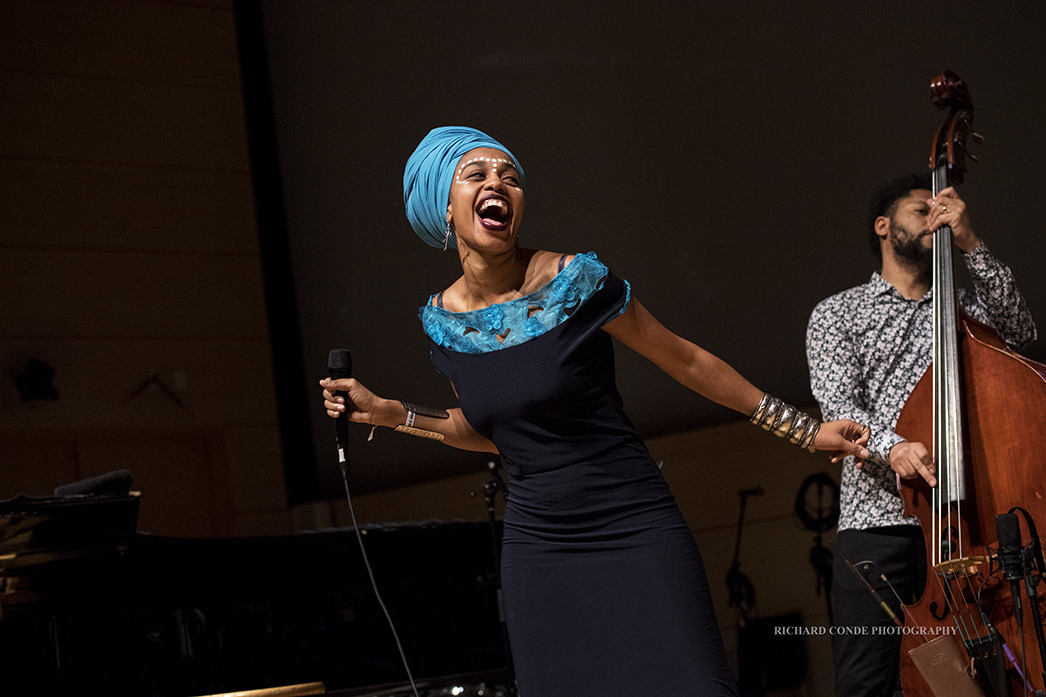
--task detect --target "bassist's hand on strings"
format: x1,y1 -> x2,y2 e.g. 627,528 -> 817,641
927,186 -> 980,253
887,441 -> 937,487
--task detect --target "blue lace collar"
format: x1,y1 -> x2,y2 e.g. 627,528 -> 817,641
419,251 -> 609,353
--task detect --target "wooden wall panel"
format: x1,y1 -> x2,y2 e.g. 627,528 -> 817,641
649,417 -> 821,532
0,441 -> 78,499
222,425 -> 288,512
0,339 -> 279,432
0,71 -> 249,169
0,0 -> 288,541
0,159 -> 257,254
0,432 -> 232,538
1,249 -> 269,339
76,434 -> 227,537
0,0 -> 240,88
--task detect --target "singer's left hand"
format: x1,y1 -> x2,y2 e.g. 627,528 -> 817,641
814,420 -> 871,465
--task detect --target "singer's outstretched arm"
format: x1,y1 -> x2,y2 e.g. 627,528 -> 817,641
320,378 -> 498,453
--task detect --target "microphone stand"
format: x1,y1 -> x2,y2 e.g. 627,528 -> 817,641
998,509 -> 1046,696
727,487 -> 761,625
478,457 -> 516,695
1014,509 -> 1046,692
1022,547 -> 1046,695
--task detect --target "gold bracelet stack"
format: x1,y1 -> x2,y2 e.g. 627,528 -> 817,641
750,393 -> 820,450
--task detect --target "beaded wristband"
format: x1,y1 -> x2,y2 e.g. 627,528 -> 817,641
394,401 -> 450,441
394,425 -> 445,441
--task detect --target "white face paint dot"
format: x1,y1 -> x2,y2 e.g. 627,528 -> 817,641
453,156 -> 518,185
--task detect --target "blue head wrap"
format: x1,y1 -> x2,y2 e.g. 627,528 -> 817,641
403,126 -> 525,249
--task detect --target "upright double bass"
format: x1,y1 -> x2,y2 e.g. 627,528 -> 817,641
895,71 -> 1046,697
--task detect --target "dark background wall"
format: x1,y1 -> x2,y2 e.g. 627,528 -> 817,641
256,0 -> 1046,497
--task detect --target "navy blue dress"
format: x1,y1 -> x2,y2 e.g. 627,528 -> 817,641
420,253 -> 737,696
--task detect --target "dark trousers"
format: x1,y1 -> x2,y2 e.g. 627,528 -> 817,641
831,526 -> 926,697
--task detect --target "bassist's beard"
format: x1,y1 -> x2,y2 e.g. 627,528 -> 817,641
890,220 -> 933,274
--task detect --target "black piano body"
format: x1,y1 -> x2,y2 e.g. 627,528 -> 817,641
0,493 -> 509,697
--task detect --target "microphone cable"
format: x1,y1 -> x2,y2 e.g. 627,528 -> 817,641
327,348 -> 419,697
339,460 -> 421,697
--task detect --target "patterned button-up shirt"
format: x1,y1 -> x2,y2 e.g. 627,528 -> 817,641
806,244 -> 1036,531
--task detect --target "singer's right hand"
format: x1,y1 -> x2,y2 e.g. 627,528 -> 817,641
322,378 -> 499,453
320,378 -> 383,425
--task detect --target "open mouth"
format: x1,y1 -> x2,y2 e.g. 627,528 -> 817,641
477,196 -> 510,229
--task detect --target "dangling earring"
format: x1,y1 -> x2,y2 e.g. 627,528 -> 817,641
443,220 -> 454,251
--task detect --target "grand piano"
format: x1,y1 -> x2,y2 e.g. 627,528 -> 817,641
0,479 -> 511,697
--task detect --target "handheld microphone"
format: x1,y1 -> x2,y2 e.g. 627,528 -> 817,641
326,347 -> 420,697
996,512 -> 1025,626
327,349 -> 352,468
